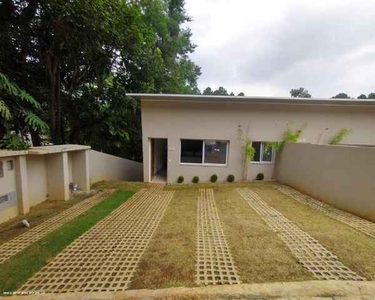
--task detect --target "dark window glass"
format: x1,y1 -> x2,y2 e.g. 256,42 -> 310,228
181,140 -> 203,163
0,162 -> 3,178
204,141 -> 228,164
262,144 -> 273,162
7,160 -> 14,171
252,142 -> 261,162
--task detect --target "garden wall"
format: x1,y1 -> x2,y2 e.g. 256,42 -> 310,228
276,142 -> 375,222
90,150 -> 143,184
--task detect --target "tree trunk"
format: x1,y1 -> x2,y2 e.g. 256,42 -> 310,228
47,54 -> 62,145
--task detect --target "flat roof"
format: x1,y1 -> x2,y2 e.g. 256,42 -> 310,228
127,93 -> 375,107
28,144 -> 91,155
0,150 -> 29,158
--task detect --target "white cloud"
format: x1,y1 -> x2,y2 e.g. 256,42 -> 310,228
185,0 -> 375,97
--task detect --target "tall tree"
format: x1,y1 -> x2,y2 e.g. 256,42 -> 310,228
357,94 -> 367,99
368,93 -> 375,99
0,0 -> 201,159
332,93 -> 350,99
290,87 -> 312,98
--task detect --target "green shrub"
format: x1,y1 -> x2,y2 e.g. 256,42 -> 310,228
192,176 -> 199,184
329,128 -> 352,145
227,174 -> 235,182
256,173 -> 264,180
177,176 -> 184,183
210,174 -> 218,183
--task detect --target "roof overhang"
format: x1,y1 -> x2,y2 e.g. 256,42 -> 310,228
127,93 -> 375,107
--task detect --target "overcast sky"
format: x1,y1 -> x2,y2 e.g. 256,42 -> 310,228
184,0 -> 375,98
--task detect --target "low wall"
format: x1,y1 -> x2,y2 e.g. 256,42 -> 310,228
90,150 -> 143,184
276,143 -> 375,222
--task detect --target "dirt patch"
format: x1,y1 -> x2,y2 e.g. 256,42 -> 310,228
91,180 -> 151,191
0,191 -> 98,245
255,185 -> 375,280
129,189 -> 198,289
214,188 -> 313,283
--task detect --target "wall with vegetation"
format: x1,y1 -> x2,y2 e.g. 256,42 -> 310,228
90,150 -> 143,184
276,142 -> 375,222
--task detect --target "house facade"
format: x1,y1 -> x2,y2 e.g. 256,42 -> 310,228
129,94 -> 375,184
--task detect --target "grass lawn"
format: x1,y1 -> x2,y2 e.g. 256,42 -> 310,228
255,184 -> 375,280
0,190 -> 134,294
129,189 -> 198,289
0,191 -> 98,245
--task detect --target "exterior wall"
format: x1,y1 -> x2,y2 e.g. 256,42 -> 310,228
276,143 -> 375,222
0,157 -> 19,223
68,152 -> 73,183
27,156 -> 48,206
141,100 -> 375,183
89,150 -> 143,184
46,152 -> 70,201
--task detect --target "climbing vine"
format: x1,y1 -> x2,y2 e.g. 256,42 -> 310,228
267,124 -> 306,151
329,128 -> 351,145
237,125 -> 255,180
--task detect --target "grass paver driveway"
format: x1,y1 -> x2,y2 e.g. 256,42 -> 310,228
19,188 -> 174,293
3,181 -> 375,295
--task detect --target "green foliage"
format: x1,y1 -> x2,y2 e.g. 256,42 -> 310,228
256,173 -> 264,181
357,94 -> 367,99
202,86 -> 244,96
0,0 -> 200,154
332,93 -> 350,99
192,176 -> 199,184
177,176 -> 184,183
0,72 -> 48,149
290,87 -> 312,98
329,128 -> 352,145
210,174 -> 218,183
0,133 -> 30,150
227,174 -> 235,182
244,139 -> 256,163
266,124 -> 306,151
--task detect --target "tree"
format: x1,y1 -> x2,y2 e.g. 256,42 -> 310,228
203,87 -> 213,95
238,92 -> 245,96
0,72 -> 48,149
290,87 -> 311,98
0,0 -> 201,160
213,86 -> 229,95
368,93 -> 375,99
357,94 -> 367,99
332,93 -> 350,99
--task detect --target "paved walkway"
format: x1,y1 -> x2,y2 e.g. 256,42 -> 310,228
9,280 -> 375,299
0,190 -> 114,264
276,185 -> 375,239
19,188 -> 174,293
196,189 -> 241,285
236,188 -> 365,281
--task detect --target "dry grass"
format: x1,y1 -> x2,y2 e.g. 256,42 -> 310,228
129,189 -> 198,289
214,188 -> 313,283
0,191 -> 97,245
91,180 -> 151,191
255,185 -> 375,280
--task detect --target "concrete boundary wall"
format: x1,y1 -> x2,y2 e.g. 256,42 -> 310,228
276,142 -> 375,222
90,150 -> 143,184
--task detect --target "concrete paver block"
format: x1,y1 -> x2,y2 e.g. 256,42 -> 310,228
0,190 -> 114,264
19,188 -> 174,293
276,185 -> 375,239
196,189 -> 241,285
236,188 -> 365,281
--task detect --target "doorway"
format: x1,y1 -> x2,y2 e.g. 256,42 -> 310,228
150,138 -> 167,183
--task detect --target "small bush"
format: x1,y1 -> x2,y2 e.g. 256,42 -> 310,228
256,173 -> 264,180
210,174 -> 218,183
177,176 -> 184,183
227,174 -> 235,182
192,176 -> 199,184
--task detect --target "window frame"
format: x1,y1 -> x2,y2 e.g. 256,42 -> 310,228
179,139 -> 229,167
251,141 -> 276,164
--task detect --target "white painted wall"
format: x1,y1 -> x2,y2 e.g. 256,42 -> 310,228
141,100 -> 375,183
27,155 -> 48,206
90,150 -> 143,183
276,142 -> 375,222
0,157 -> 18,223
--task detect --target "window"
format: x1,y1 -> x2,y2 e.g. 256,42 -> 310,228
252,142 -> 275,163
0,161 -> 3,178
180,139 -> 228,165
7,160 -> 14,171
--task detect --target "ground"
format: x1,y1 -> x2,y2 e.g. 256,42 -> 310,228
1,180 -> 375,295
